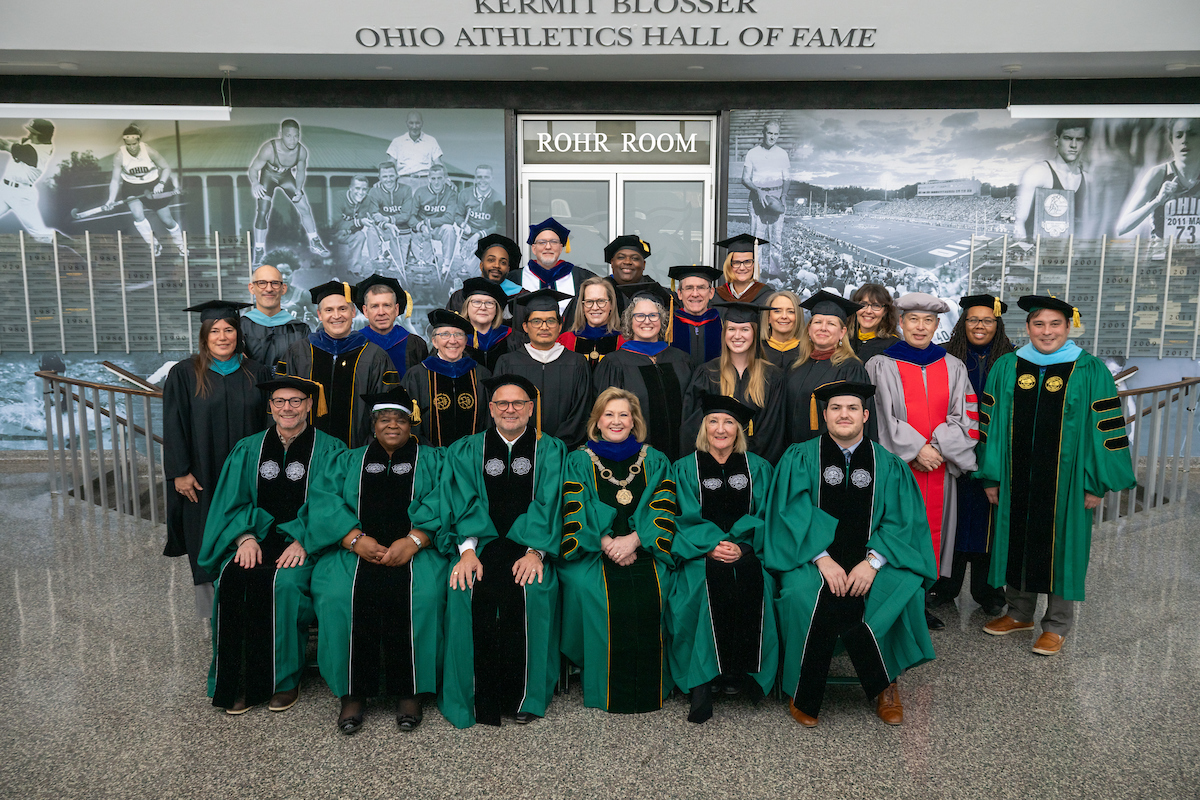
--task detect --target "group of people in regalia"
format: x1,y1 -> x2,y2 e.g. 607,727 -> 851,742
162,215 -> 1136,733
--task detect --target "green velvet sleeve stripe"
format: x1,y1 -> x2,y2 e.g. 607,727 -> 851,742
1103,435 -> 1130,451
655,536 -> 672,554
564,500 -> 583,516
981,391 -> 995,407
383,369 -> 400,385
1097,415 -> 1125,432
979,410 -> 991,425
560,537 -> 578,557
1091,396 -> 1120,413
563,520 -> 582,536
563,481 -> 584,495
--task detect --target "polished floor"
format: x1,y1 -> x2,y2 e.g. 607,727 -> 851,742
2,468 -> 1197,800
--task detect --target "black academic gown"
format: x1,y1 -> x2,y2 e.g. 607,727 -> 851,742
680,358 -> 787,464
671,310 -> 725,372
400,358 -> 492,447
593,345 -> 694,462
162,356 -> 273,584
558,330 -> 623,372
852,333 -> 899,365
239,316 -> 310,373
762,341 -> 799,370
465,328 -> 514,373
782,355 -> 878,444
494,344 -> 593,449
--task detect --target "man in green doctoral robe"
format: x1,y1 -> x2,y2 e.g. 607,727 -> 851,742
199,376 -> 346,714
764,381 -> 937,728
439,374 -> 566,727
978,295 -> 1136,656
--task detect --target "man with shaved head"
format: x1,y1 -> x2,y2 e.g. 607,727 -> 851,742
240,264 -> 311,372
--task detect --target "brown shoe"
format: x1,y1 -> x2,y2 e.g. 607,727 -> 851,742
268,687 -> 299,712
1032,631 -> 1065,656
225,697 -> 249,715
876,683 -> 903,726
787,698 -> 818,728
983,615 -> 1035,636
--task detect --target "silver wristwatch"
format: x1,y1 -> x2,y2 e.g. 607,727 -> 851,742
866,552 -> 883,570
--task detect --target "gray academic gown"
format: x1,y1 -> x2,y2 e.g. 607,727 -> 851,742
866,350 -> 978,577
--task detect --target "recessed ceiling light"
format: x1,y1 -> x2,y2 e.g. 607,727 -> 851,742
218,64 -> 238,73
1165,63 -> 1200,71
531,66 -> 549,71
687,65 -> 704,70
1002,64 -> 1022,73
376,65 -> 393,71
58,62 -> 78,71
845,65 -> 863,71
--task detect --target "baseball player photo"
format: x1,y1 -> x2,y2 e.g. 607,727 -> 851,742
740,119 -> 791,278
0,118 -> 57,243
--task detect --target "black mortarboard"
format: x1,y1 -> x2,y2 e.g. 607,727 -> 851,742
715,233 -> 769,253
461,277 -> 509,308
309,279 -> 355,306
604,235 -> 651,263
361,386 -> 419,422
513,288 -> 572,315
812,380 -> 876,404
527,217 -> 571,252
959,294 -> 1007,317
184,299 -> 251,324
475,233 -> 522,268
257,375 -> 327,417
426,308 -> 474,335
700,393 -> 755,430
354,273 -> 410,316
1018,295 -> 1080,327
710,300 -> 763,325
668,265 -> 723,284
800,290 -> 862,322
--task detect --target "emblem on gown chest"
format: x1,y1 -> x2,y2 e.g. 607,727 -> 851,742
392,462 -> 413,475
728,474 -> 749,490
851,468 -> 871,488
823,465 -> 844,486
285,461 -> 306,481
1017,373 -> 1036,390
1046,376 -> 1064,392
458,393 -> 475,409
259,460 -> 280,480
365,462 -> 386,474
434,393 -> 451,410
702,477 -> 723,490
616,488 -> 634,505
511,456 -> 532,476
484,458 -> 506,476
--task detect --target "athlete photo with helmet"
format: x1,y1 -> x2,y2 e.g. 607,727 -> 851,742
104,123 -> 186,256
247,118 -> 331,266
0,118 -> 57,243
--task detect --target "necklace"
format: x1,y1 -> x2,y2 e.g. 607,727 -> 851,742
586,444 -> 647,505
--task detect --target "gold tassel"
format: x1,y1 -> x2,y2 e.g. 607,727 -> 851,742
809,394 -> 817,431
665,296 -> 675,344
405,290 -> 414,319
1072,307 -> 1082,328
535,386 -> 542,440
564,237 -> 570,254
993,297 -> 1002,317
314,382 -> 327,418
753,239 -> 761,282
410,404 -> 421,425
341,281 -> 352,304
748,419 -> 754,437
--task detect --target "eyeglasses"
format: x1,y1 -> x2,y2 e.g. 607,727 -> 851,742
433,331 -> 467,340
467,299 -> 498,310
533,238 -> 561,247
965,317 -> 997,326
632,312 -> 661,323
252,280 -> 284,289
731,258 -> 755,268
860,303 -> 886,311
582,299 -> 610,309
490,400 -> 531,410
526,318 -> 559,328
269,397 -> 307,409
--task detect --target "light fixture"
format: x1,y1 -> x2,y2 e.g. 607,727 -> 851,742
375,65 -> 393,71
0,103 -> 232,121
687,65 -> 704,70
531,66 -> 549,71
1009,104 -> 1200,119
1165,63 -> 1200,71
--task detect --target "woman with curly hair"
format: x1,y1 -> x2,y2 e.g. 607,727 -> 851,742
849,283 -> 900,364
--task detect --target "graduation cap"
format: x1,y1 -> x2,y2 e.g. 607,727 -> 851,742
426,308 -> 474,336
309,279 -> 355,306
1018,294 -> 1082,328
513,288 -> 572,317
715,233 -> 769,253
460,277 -> 509,309
483,373 -> 543,439
354,273 -> 412,318
617,280 -> 675,343
361,386 -> 420,424
958,294 -> 1007,317
894,292 -> 951,315
668,265 -> 723,288
527,217 -> 571,253
475,233 -> 522,268
183,299 -> 251,324
603,235 -> 651,263
700,393 -> 756,431
710,300 -> 763,325
812,380 -> 876,404
800,289 -> 862,323
257,375 -> 327,418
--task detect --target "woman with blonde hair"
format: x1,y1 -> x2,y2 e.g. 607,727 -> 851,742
558,387 -> 678,713
557,275 -> 624,370
761,290 -> 802,369
460,277 -> 512,372
712,233 -> 776,307
666,394 -> 778,723
680,301 -> 786,464
782,290 -> 875,443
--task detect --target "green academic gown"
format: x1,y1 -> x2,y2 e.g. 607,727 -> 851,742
763,438 -> 937,697
300,439 -> 447,699
436,430 -> 566,728
976,350 -> 1136,601
559,445 -> 678,712
665,451 -> 779,695
198,426 -> 345,706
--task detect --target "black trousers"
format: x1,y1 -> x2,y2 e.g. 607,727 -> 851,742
793,587 -> 891,718
931,550 -> 1006,608
471,537 -> 529,726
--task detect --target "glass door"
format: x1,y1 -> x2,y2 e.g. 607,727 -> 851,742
526,179 -> 612,274
619,175 -> 710,285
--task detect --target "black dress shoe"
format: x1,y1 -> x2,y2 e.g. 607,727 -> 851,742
338,696 -> 364,735
514,712 -> 536,725
688,684 -> 713,724
397,697 -> 423,731
925,610 -> 946,630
